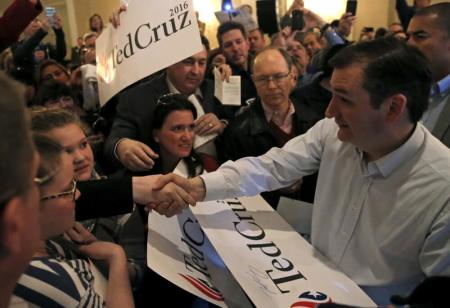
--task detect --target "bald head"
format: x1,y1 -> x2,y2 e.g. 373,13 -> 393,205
253,47 -> 292,73
252,48 -> 296,110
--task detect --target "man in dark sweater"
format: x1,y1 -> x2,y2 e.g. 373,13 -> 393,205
216,21 -> 257,105
220,47 -> 320,207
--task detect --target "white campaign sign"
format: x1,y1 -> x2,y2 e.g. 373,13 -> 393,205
191,196 -> 376,308
95,0 -> 203,105
146,161 -> 252,307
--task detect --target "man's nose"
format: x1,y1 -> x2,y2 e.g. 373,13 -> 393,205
325,97 -> 337,118
181,129 -> 194,140
73,149 -> 85,162
190,62 -> 200,74
267,78 -> 278,89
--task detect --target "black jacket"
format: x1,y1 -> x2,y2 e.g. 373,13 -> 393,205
291,76 -> 332,118
219,97 -> 321,207
11,27 -> 66,74
76,177 -> 133,221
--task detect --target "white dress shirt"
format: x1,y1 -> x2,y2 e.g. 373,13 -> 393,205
201,118 -> 450,305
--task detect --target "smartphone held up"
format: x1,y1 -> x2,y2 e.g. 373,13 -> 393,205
44,6 -> 56,26
346,0 -> 357,16
291,9 -> 305,31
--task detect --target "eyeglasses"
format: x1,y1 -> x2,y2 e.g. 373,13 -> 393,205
40,180 -> 77,202
253,72 -> 291,86
0,172 -> 58,213
0,172 -> 56,213
157,93 -> 184,105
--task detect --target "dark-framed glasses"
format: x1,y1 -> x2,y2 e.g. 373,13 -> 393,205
253,71 -> 291,86
40,180 -> 77,202
0,172 -> 58,212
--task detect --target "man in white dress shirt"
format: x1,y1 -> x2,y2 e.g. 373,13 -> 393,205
156,37 -> 450,305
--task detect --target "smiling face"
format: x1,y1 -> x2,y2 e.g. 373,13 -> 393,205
39,152 -> 79,239
325,64 -> 386,151
153,110 -> 195,161
45,124 -> 94,181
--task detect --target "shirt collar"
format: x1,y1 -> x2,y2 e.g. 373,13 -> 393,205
261,100 -> 295,126
431,74 -> 450,96
360,124 -> 425,178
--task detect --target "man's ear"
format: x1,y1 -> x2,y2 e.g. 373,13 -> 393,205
289,71 -> 297,87
0,197 -> 24,256
384,93 -> 407,123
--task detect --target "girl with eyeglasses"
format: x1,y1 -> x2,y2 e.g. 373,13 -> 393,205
12,134 -> 134,307
29,107 -> 147,291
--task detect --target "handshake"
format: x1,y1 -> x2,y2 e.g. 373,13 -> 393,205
133,174 -> 206,217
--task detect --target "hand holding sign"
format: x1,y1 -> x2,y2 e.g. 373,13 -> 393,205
109,4 -> 128,28
96,0 -> 203,105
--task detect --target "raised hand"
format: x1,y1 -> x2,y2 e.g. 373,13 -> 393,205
39,18 -> 50,32
287,0 -> 304,15
52,14 -> 62,29
117,139 -> 159,171
217,63 -> 232,82
338,13 -> 356,37
302,8 -> 326,30
194,113 -> 226,136
109,4 -> 128,28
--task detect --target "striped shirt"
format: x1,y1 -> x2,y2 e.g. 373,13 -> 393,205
10,239 -> 105,308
